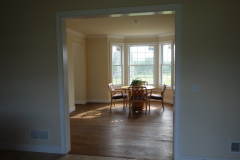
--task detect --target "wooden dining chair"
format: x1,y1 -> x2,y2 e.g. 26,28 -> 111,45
148,84 -> 166,111
128,86 -> 148,112
108,83 -> 128,110
142,81 -> 148,86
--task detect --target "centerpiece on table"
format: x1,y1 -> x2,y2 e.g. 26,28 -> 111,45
130,79 -> 143,86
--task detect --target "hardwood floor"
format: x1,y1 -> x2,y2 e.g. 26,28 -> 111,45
0,149 -> 133,160
69,101 -> 173,160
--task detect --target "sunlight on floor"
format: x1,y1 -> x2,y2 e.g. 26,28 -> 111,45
111,120 -> 124,123
71,104 -> 125,119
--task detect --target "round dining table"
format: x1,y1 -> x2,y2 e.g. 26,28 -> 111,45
121,86 -> 155,110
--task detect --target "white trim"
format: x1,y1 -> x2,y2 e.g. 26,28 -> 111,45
181,155 -> 240,160
69,106 -> 76,113
56,4 -> 182,158
86,35 -> 108,38
66,28 -> 86,37
0,143 -> 61,154
87,99 -> 111,103
56,14 -> 70,154
75,100 -> 87,104
125,35 -> 158,39
174,4 -> 182,160
158,33 -> 175,37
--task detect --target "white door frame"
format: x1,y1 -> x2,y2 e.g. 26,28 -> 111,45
56,4 -> 182,159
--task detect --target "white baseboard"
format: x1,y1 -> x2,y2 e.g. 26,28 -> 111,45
151,99 -> 173,104
87,99 -> 111,103
69,106 -> 75,113
181,155 -> 240,160
75,100 -> 87,104
75,99 -> 173,104
0,143 -> 62,154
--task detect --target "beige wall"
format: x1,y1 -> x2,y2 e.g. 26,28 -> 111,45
67,32 -> 87,109
0,1 -> 240,159
86,38 -> 109,100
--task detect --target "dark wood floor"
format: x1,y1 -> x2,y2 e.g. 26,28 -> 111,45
69,101 -> 173,160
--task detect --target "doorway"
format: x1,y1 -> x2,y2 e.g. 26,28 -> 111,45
56,4 -> 182,160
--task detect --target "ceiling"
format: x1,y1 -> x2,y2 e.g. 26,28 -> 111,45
66,14 -> 175,37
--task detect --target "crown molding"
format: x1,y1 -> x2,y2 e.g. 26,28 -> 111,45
107,35 -> 125,39
125,35 -> 158,39
66,28 -> 86,38
86,35 -> 108,38
85,33 -> 175,39
158,33 -> 175,37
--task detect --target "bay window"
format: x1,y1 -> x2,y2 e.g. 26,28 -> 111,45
110,41 -> 173,88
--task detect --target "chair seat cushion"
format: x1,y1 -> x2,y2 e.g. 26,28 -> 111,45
112,93 -> 128,99
148,94 -> 162,100
130,96 -> 146,100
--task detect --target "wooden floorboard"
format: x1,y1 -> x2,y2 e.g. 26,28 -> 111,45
69,101 -> 173,160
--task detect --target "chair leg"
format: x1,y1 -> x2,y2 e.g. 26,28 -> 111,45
129,99 -> 131,112
162,100 -> 164,111
149,98 -> 150,111
114,99 -> 116,106
146,99 -> 147,111
110,98 -> 112,109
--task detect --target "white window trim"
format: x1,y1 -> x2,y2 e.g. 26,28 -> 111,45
159,40 -> 174,89
110,43 -> 124,86
126,43 -> 157,86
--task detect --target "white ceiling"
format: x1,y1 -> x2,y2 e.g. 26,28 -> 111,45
66,14 -> 175,36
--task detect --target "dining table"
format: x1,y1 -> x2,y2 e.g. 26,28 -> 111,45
121,85 -> 155,110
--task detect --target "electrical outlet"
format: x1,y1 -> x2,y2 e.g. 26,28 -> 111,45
192,85 -> 200,92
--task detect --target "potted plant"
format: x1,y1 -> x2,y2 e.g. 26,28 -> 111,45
130,79 -> 143,86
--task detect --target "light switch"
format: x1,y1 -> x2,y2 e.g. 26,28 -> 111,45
192,85 -> 200,92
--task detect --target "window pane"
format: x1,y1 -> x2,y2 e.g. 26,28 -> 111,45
137,58 -> 145,65
138,52 -> 145,59
146,66 -> 154,84
130,66 -> 136,78
130,46 -> 137,52
146,78 -> 153,84
115,52 -> 121,65
138,46 -> 145,52
130,52 -> 138,59
162,65 -> 171,86
163,44 -> 171,64
137,66 -> 146,77
112,66 -> 122,85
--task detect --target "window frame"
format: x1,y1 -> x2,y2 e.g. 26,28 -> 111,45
127,43 -> 156,86
159,40 -> 174,88
110,43 -> 124,86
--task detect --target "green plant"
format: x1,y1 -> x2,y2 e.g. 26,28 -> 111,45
130,79 -> 143,86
